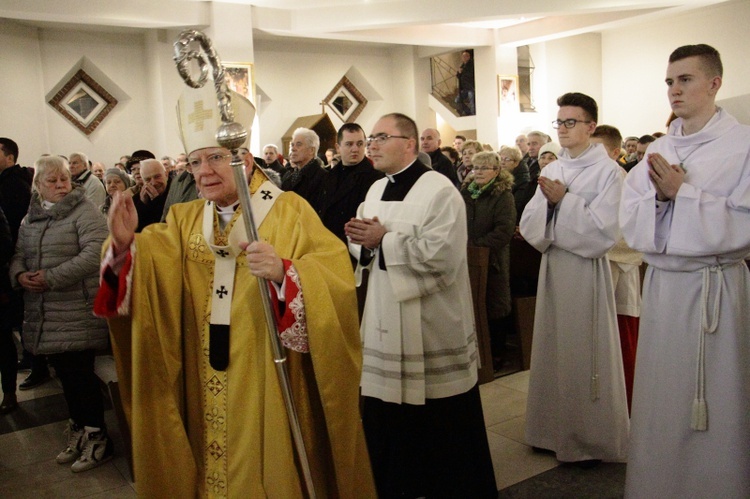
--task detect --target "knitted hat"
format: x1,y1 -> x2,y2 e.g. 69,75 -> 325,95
539,141 -> 561,159
125,150 -> 155,171
176,84 -> 255,156
104,168 -> 131,187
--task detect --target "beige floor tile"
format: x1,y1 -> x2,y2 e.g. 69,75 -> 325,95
0,452 -> 129,498
79,484 -> 137,498
15,373 -> 64,402
494,369 -> 530,393
487,415 -> 526,445
0,420 -> 68,469
486,431 -> 559,490
479,382 -> 527,427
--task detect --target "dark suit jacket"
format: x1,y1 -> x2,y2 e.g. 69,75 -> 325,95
281,157 -> 327,207
428,149 -> 459,187
314,158 -> 384,243
0,164 -> 33,244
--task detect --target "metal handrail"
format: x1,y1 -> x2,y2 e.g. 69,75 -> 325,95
430,55 -> 460,116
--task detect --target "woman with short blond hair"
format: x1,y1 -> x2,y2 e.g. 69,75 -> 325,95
460,151 -> 517,371
10,155 -> 112,472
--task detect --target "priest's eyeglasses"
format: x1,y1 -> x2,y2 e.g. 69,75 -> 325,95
551,119 -> 593,129
187,153 -> 233,172
366,134 -> 410,146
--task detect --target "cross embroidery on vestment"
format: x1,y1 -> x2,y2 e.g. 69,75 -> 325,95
216,286 -> 228,299
188,100 -> 213,132
375,319 -> 388,342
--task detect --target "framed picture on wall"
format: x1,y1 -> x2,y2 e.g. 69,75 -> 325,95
498,75 -> 519,115
48,69 -> 118,135
323,76 -> 367,123
223,62 -> 255,104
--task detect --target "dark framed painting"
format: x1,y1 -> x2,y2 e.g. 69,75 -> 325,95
48,69 -> 118,135
323,76 -> 367,122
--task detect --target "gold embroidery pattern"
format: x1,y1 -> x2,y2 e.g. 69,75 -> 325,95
200,211 -> 243,498
206,472 -> 227,495
188,232 -> 210,262
207,440 -> 225,460
206,375 -> 224,396
206,407 -> 226,431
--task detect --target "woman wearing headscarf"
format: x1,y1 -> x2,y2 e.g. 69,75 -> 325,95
100,167 -> 132,215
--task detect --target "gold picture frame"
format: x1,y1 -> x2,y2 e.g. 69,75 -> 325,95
48,69 -> 118,135
323,76 -> 367,123
498,75 -> 519,115
223,62 -> 255,104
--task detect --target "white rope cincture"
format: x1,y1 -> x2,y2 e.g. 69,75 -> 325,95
691,264 -> 724,431
590,259 -> 600,402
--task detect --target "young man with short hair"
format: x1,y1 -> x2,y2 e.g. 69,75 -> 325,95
520,92 -> 629,466
620,43 -> 750,498
591,124 -> 643,413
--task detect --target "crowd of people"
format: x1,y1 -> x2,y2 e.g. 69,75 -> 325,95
0,42 -> 747,498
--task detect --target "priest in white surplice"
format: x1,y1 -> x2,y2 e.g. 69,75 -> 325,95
520,92 -> 629,465
620,44 -> 750,499
345,113 -> 497,498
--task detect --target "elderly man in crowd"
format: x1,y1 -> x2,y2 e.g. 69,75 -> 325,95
133,158 -> 171,232
280,128 -> 326,206
91,162 -> 106,182
69,152 -> 105,208
420,127 -> 459,186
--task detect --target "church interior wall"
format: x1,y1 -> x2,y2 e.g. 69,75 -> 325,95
0,20 -> 50,165
252,38 -> 406,153
2,0 -> 748,169
601,0 -> 750,137
37,28 -> 156,163
525,33 -> 604,142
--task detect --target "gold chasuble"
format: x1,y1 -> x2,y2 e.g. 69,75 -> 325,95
107,170 -> 374,498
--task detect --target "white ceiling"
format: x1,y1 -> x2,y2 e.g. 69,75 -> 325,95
0,0 -> 729,48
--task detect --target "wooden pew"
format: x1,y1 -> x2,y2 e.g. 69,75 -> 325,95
467,246 -> 495,384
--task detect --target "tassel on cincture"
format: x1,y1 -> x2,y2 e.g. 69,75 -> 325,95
691,398 -> 707,431
590,375 -> 600,401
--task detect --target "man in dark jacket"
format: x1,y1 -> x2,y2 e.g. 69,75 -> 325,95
262,144 -> 287,175
280,127 -> 326,206
456,50 -> 475,116
160,167 -> 198,222
133,159 -> 171,232
315,123 -> 383,245
420,128 -> 459,187
0,206 -> 17,412
0,138 -> 33,243
518,131 -> 548,209
0,137 -> 49,391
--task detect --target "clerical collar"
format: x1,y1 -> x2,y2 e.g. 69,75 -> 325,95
385,158 -> 418,183
216,201 -> 240,229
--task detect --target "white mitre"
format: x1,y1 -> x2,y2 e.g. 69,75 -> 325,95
176,83 -> 256,155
